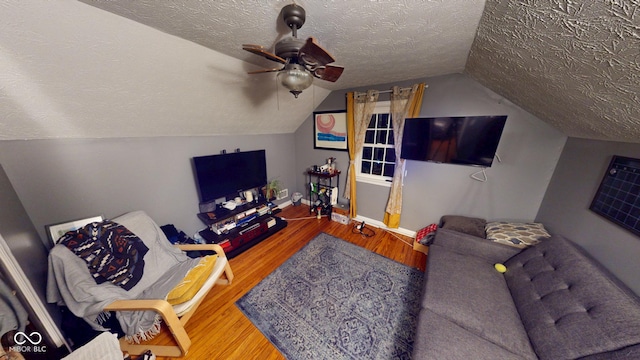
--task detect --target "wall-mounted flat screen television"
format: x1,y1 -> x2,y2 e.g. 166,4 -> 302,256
400,115 -> 507,167
193,150 -> 267,204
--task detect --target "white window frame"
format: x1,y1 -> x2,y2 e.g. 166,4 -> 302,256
356,101 -> 395,187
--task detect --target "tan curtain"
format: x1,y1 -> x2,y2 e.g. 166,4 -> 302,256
383,83 -> 425,228
345,89 -> 380,219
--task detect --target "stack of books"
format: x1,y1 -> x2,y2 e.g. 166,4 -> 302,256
256,205 -> 270,216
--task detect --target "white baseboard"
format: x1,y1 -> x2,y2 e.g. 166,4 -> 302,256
277,199 -> 293,208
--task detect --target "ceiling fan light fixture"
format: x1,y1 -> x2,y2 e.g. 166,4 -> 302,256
243,4 -> 342,99
278,63 -> 313,98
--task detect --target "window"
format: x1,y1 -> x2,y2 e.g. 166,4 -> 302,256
357,101 -> 395,186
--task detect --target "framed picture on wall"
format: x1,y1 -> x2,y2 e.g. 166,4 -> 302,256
313,110 -> 348,151
45,215 -> 104,246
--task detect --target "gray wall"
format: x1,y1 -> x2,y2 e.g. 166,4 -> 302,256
294,73 -> 567,230
536,138 -> 640,295
0,134 -> 296,243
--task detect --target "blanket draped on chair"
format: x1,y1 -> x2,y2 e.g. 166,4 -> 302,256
47,211 -> 201,341
59,220 -> 148,290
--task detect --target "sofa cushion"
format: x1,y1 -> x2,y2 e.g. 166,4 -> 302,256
413,308 -> 535,360
422,244 -> 536,358
486,222 -> 550,248
505,236 -> 640,360
440,215 -> 487,238
431,228 -> 522,265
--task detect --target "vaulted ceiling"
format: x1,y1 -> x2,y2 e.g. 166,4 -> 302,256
77,0 -> 486,92
1,1 -> 638,142
468,0 -> 639,143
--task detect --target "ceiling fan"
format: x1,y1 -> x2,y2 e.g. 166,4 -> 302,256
242,3 -> 344,98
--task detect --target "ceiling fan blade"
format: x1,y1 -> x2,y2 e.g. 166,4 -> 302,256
247,67 -> 284,75
313,64 -> 344,82
242,44 -> 286,64
299,37 -> 336,67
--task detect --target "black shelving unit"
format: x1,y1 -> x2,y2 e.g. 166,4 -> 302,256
198,215 -> 287,259
197,200 -> 288,259
307,170 -> 340,217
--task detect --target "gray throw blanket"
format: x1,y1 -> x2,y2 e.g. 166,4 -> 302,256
0,278 -> 28,336
46,211 -> 200,341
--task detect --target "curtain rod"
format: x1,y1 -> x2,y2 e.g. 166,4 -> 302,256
356,84 -> 429,95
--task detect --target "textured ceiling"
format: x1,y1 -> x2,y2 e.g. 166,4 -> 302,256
466,0 -> 640,143
1,0 -> 638,141
77,0 -> 487,91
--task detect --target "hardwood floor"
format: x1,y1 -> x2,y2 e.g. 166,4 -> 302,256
151,204 -> 427,359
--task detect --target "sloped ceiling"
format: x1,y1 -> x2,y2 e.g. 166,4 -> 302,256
0,1 -> 332,140
466,0 -> 640,143
76,0 -> 486,91
1,0 -> 638,142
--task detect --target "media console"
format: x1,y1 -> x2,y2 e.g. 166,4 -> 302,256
197,199 -> 287,259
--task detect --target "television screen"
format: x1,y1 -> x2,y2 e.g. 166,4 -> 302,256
193,150 -> 267,203
400,115 -> 507,167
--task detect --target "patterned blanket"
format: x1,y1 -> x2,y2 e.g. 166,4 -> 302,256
60,220 -> 149,290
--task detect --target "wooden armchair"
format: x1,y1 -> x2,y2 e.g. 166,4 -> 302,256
47,211 -> 233,358
104,243 -> 233,357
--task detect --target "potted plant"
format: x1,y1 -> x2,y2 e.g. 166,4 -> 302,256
262,178 -> 282,200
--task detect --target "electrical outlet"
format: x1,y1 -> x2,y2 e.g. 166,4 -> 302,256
277,188 -> 288,200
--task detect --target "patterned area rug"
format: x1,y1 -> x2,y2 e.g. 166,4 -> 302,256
236,233 -> 424,359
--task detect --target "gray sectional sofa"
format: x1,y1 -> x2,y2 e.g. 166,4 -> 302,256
413,228 -> 640,359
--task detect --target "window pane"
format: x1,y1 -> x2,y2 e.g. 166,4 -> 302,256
361,161 -> 371,174
378,114 -> 389,128
374,148 -> 385,161
384,164 -> 395,177
357,107 -> 397,182
376,130 -> 388,144
362,147 -> 373,160
372,162 -> 383,176
368,115 -> 377,128
365,130 -> 375,144
385,148 -> 396,162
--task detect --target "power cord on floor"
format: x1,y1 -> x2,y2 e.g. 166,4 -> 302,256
355,221 -> 414,247
281,214 -> 414,247
381,228 -> 414,247
352,221 -> 376,238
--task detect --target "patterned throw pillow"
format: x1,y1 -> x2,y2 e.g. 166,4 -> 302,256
485,222 -> 550,248
416,224 -> 438,245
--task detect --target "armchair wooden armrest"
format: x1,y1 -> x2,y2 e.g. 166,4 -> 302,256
175,243 -> 224,254
174,243 -> 234,284
104,299 -> 190,357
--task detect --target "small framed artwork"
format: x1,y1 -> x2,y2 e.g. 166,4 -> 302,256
313,110 -> 348,151
46,215 -> 104,246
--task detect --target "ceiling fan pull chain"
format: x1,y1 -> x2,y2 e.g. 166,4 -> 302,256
275,75 -> 281,111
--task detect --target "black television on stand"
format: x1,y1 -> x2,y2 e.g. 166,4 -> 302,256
400,115 -> 507,167
193,150 -> 268,205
